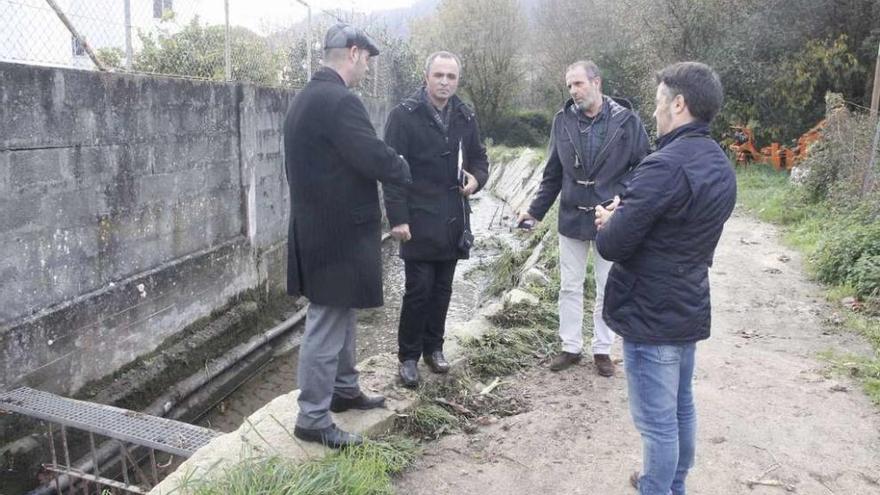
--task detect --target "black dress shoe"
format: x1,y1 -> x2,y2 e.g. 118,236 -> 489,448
399,359 -> 420,388
423,351 -> 450,374
330,392 -> 386,413
293,423 -> 363,449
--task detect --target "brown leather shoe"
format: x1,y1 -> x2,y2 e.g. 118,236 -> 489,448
549,351 -> 582,371
594,354 -> 615,377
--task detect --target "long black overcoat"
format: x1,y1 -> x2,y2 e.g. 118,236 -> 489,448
284,67 -> 411,308
382,90 -> 489,260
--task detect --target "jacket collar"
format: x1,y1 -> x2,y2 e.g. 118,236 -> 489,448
559,95 -> 627,124
400,87 -> 475,121
656,121 -> 710,150
311,66 -> 346,86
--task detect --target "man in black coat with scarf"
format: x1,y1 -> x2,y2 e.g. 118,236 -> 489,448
284,24 -> 411,448
383,51 -> 489,387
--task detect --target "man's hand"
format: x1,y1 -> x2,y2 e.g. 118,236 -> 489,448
594,196 -> 621,231
515,211 -> 538,229
391,223 -> 412,242
460,170 -> 478,197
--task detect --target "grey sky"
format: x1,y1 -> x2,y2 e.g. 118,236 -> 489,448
197,0 -> 418,34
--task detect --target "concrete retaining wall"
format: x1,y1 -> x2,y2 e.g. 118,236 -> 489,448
0,62 -> 390,395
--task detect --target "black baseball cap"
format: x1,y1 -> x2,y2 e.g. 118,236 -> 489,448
323,23 -> 380,57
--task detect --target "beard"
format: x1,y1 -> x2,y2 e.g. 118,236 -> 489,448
575,94 -> 598,113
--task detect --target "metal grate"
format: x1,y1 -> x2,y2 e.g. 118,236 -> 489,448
0,387 -> 221,456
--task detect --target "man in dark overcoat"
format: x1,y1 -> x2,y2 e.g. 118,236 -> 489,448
595,62 -> 736,494
283,23 -> 411,448
382,51 -> 489,387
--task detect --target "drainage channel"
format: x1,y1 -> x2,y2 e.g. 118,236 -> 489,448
196,191 -> 521,433
14,191 -> 521,495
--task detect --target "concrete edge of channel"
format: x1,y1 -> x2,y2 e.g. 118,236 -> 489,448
149,302 -> 504,494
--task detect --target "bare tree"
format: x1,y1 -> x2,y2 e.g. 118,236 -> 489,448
411,0 -> 526,138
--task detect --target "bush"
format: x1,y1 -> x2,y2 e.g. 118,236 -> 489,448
812,218 -> 880,297
851,254 -> 880,299
491,111 -> 552,147
798,108 -> 877,204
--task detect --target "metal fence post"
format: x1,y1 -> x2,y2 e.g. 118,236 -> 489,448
224,0 -> 232,81
124,0 -> 133,69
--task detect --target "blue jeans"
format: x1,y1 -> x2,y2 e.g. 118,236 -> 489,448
624,340 -> 697,495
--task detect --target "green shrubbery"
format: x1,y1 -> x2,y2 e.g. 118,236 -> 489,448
740,107 -> 880,304
491,111 -> 551,148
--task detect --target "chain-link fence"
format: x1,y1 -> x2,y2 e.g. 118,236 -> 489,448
0,0 -> 414,97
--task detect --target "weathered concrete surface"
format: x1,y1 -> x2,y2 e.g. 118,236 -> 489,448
0,61 -> 395,396
484,148 -> 544,213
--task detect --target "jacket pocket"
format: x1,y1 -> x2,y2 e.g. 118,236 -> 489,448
604,264 -> 637,319
409,203 -> 446,247
351,204 -> 381,224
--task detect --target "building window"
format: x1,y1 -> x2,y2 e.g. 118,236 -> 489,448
71,36 -> 85,56
153,0 -> 173,19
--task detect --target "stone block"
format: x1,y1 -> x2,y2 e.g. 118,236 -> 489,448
0,195 -> 41,234
9,149 -> 66,189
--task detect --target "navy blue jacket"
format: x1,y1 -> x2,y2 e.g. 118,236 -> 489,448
596,122 -> 736,344
528,96 -> 650,240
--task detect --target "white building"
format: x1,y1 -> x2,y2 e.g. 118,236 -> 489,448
0,0 -> 184,70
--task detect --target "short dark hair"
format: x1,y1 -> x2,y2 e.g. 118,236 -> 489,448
655,62 -> 723,123
424,51 -> 461,75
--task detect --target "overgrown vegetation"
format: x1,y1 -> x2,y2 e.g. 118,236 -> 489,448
736,109 -> 880,404
411,0 -> 878,146
178,437 -> 417,495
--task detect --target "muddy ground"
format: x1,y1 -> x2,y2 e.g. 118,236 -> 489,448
394,209 -> 880,495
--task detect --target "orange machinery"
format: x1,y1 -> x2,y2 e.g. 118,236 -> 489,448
729,120 -> 825,171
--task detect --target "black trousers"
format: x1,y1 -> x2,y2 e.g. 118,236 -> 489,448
397,259 -> 458,362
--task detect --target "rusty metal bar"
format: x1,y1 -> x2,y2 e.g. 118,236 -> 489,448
43,464 -> 147,494
118,441 -> 130,487
60,426 -> 72,470
89,432 -> 101,481
149,449 -> 159,485
47,424 -> 62,495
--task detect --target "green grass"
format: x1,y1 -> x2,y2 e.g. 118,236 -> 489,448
737,165 -> 880,404
394,404 -> 460,439
177,437 -> 417,495
460,325 -> 558,378
486,245 -> 530,297
819,350 -> 880,406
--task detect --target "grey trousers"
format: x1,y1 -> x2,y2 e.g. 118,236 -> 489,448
295,303 -> 361,429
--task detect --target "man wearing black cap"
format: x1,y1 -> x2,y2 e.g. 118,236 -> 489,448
283,23 -> 411,448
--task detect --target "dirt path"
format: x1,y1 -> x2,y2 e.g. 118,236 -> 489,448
394,210 -> 880,495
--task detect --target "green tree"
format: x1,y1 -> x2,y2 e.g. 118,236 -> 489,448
135,17 -> 283,86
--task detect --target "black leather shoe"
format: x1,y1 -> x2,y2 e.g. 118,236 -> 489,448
330,392 -> 386,413
293,423 -> 363,449
423,351 -> 450,374
399,359 -> 420,388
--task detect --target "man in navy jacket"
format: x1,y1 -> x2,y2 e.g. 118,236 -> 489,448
595,62 -> 736,494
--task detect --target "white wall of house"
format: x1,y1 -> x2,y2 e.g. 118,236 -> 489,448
0,0 -> 189,69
